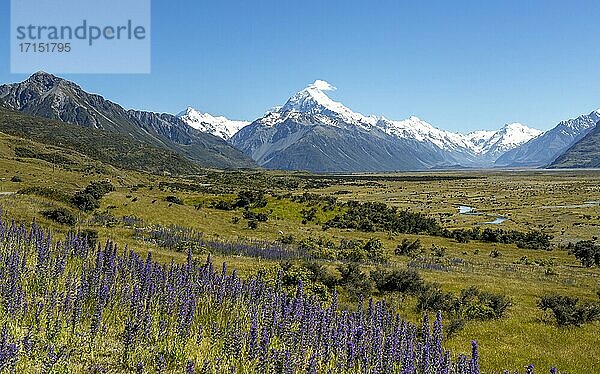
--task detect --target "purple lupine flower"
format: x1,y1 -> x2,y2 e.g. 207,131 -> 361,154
306,352 -> 317,374
42,344 -> 62,372
432,311 -> 443,365
22,330 -> 33,356
457,354 -> 467,374
247,321 -> 259,360
89,302 -> 104,345
470,340 -> 480,374
296,280 -> 303,300
0,325 -> 18,371
257,326 -> 271,372
346,340 -> 355,368
0,214 -> 558,373
440,350 -> 451,374
123,317 -> 137,361
156,353 -> 167,374
186,360 -> 196,374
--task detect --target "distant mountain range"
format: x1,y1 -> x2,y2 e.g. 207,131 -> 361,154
178,107 -> 249,140
495,110 -> 600,167
0,73 -> 598,172
230,80 -> 542,171
550,120 -> 600,168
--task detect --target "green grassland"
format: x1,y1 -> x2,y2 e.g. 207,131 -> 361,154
1,131 -> 599,373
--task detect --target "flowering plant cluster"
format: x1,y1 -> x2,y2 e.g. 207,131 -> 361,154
0,214 -> 556,373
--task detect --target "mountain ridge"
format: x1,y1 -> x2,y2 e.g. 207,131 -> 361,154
0,107 -> 202,174
495,110 -> 600,167
231,80 -> 542,171
177,107 -> 250,140
550,121 -> 600,168
0,72 -> 256,169
3,73 -> 597,172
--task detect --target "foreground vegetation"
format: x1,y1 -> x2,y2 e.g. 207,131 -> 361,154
0,216 -> 494,373
0,131 -> 599,372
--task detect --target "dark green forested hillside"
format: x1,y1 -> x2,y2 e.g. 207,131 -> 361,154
0,107 -> 202,174
551,122 -> 600,168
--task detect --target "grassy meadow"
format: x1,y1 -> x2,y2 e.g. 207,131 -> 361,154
0,132 -> 599,373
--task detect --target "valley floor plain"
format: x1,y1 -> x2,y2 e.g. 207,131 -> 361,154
0,132 -> 599,373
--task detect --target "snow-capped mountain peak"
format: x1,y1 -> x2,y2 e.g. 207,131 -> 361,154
178,107 -> 250,140
376,116 -> 475,151
498,122 -> 543,146
258,80 -> 544,157
279,80 -> 375,126
280,80 -> 338,112
468,122 -> 542,156
231,79 -> 550,171
465,130 -> 497,152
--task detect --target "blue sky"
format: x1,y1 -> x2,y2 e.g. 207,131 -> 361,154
1,0 -> 600,132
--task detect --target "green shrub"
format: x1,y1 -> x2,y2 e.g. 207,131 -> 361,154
212,200 -> 235,210
337,263 -> 373,300
417,284 -> 460,313
539,294 -> 600,326
362,238 -> 388,263
395,239 -> 422,257
324,201 -> 442,235
10,175 -> 22,182
338,238 -> 388,263
371,268 -> 424,295
417,285 -> 511,321
568,240 -> 600,267
445,318 -> 466,338
165,195 -> 184,205
71,181 -> 115,212
298,238 -> 337,261
71,192 -> 100,212
278,261 -> 336,301
243,209 -> 268,222
78,229 -> 98,248
84,181 -> 115,199
301,207 -> 318,223
14,147 -> 73,165
14,146 -> 36,158
445,228 -> 553,250
417,284 -> 459,313
41,208 -> 77,226
236,190 -> 267,208
431,244 -> 447,258
459,286 -> 512,320
278,234 -> 295,245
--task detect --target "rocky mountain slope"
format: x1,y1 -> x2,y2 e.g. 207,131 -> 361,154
550,121 -> 600,168
178,107 -> 249,140
0,72 -> 255,169
231,80 -> 541,172
495,110 -> 600,167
